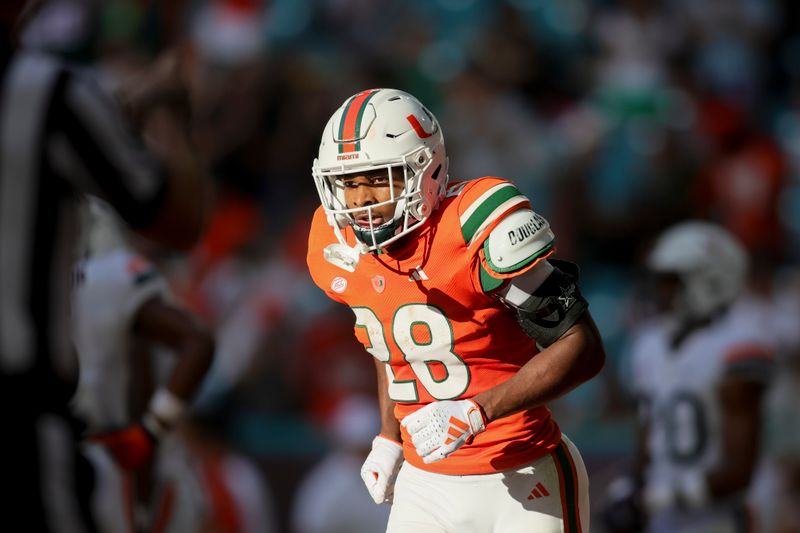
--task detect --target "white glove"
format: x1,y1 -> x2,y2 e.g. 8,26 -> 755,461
401,399 -> 486,464
360,435 -> 404,504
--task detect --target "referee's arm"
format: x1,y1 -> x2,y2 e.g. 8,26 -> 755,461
51,68 -> 211,250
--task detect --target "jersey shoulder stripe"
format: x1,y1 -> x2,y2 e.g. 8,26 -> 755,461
723,342 -> 774,382
457,177 -> 529,247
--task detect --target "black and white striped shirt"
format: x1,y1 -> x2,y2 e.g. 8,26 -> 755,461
0,49 -> 167,406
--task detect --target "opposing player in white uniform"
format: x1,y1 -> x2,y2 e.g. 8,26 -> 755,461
150,413 -> 280,533
71,203 -> 215,533
627,221 -> 774,533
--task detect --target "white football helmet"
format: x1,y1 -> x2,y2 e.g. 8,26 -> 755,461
647,221 -> 749,320
312,88 -> 448,252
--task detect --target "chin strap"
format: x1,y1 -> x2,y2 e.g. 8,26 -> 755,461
353,217 -> 401,249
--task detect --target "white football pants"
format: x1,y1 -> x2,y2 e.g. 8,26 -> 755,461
387,435 -> 590,533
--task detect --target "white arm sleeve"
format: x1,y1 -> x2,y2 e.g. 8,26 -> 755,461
497,260 -> 554,307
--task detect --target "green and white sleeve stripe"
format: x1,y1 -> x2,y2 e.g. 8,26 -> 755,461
459,182 -> 528,247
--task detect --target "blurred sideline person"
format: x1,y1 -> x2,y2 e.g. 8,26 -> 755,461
152,410 -> 279,533
618,222 -> 774,533
291,394 -> 391,533
307,88 -> 605,532
0,1 -> 211,530
72,202 -> 214,532
757,354 -> 800,533
750,279 -> 800,533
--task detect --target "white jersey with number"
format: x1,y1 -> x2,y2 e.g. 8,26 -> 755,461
71,248 -> 166,432
629,297 -> 774,529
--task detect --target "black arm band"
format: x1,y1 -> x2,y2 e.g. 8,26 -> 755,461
510,259 -> 588,347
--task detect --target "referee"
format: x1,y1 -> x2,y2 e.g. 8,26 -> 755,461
0,2 -> 212,531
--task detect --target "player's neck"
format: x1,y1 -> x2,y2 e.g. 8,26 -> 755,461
376,221 -> 430,259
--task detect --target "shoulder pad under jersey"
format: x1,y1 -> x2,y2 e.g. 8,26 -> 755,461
478,208 -> 555,292
484,208 -> 555,275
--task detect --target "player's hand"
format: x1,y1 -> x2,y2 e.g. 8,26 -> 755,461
360,435 -> 404,504
91,423 -> 157,471
600,476 -> 646,533
401,399 -> 486,464
117,49 -> 191,128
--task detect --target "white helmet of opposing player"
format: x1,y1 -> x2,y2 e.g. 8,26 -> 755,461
647,221 -> 748,320
312,88 -> 448,252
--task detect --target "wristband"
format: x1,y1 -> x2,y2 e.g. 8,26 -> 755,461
148,388 -> 186,428
377,434 -> 403,447
466,400 -> 488,432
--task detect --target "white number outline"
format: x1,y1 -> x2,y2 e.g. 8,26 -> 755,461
662,391 -> 708,464
353,304 -> 471,402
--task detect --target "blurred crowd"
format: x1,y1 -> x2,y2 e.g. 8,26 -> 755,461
20,0 -> 800,531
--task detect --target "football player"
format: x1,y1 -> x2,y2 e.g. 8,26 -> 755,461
626,221 -> 774,532
151,412 -> 280,533
306,88 -> 605,532
71,202 -> 215,532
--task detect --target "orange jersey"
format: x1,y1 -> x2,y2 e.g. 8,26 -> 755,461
307,177 -> 561,474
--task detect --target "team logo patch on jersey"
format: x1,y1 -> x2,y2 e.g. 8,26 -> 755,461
331,276 -> 348,293
371,275 -> 385,293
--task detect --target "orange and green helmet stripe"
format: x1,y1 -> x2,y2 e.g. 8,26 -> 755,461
338,89 -> 380,153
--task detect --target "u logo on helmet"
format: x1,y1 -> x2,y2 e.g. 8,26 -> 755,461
406,114 -> 433,138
